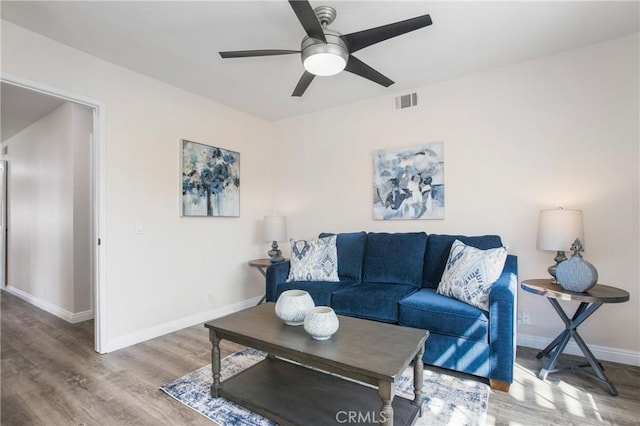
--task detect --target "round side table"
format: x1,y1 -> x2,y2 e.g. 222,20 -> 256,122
248,258 -> 288,305
521,279 -> 629,396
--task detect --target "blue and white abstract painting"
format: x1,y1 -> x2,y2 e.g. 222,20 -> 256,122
373,142 -> 444,220
181,140 -> 240,217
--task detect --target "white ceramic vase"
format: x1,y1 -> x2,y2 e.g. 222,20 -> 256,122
304,306 -> 339,340
275,290 -> 315,326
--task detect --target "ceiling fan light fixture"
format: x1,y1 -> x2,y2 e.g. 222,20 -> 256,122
303,52 -> 346,76
301,30 -> 348,76
219,1 -> 433,97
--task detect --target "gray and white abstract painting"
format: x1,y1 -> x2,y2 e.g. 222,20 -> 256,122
373,142 -> 444,220
181,139 -> 240,217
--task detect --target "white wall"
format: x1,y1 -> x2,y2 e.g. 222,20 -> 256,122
272,34 -> 639,361
2,19 -> 638,361
4,101 -> 93,320
1,20 -> 274,349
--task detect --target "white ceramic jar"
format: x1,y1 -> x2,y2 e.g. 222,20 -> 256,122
275,290 -> 315,326
304,306 -> 340,340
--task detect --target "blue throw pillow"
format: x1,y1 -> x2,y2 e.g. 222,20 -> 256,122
362,232 -> 427,287
287,236 -> 339,282
436,239 -> 508,311
319,232 -> 367,282
423,234 -> 503,288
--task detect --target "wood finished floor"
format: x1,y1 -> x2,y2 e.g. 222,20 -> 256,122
2,291 -> 639,425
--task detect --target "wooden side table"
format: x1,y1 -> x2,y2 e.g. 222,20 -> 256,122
248,258 -> 284,305
521,279 -> 630,395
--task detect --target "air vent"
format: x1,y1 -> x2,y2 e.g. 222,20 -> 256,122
394,92 -> 418,110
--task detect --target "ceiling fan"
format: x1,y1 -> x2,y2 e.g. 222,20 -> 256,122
219,0 -> 432,97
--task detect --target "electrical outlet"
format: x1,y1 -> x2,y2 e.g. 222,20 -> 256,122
517,311 -> 531,325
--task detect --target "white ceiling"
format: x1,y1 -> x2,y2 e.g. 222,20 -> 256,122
1,1 -> 638,121
1,83 -> 66,142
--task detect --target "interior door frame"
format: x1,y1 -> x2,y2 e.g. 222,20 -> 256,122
0,72 -> 107,353
0,160 -> 7,288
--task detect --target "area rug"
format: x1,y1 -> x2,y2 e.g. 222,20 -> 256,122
160,348 -> 489,426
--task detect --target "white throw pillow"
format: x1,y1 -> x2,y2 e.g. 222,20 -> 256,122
287,236 -> 339,282
436,240 -> 508,311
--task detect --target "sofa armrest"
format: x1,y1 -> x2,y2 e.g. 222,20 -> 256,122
266,261 -> 291,302
488,254 -> 518,383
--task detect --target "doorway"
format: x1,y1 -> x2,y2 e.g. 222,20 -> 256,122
0,73 -> 106,353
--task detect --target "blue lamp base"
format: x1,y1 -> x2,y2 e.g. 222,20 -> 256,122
547,250 -> 567,283
268,241 -> 284,263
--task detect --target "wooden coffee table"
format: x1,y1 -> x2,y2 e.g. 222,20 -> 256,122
205,302 -> 429,426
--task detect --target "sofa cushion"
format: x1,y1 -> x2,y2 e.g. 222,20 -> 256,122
287,236 -> 339,282
276,280 -> 358,307
331,283 -> 418,323
420,333 -> 490,378
399,288 -> 489,343
319,232 -> 367,282
362,232 -> 428,287
422,234 -> 503,289
436,240 -> 508,311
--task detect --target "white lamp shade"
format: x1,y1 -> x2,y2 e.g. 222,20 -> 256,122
537,208 -> 584,251
263,215 -> 287,242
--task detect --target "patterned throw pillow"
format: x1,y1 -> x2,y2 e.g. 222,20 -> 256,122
436,239 -> 508,311
287,236 -> 339,282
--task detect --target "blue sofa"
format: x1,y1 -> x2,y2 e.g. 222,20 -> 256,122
266,231 -> 518,391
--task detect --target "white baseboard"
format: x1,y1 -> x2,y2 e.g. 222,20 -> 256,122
517,333 -> 640,367
8,284 -> 635,366
70,309 -> 94,323
2,286 -> 93,324
104,295 -> 263,353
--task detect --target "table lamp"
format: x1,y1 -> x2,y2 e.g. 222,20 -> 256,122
264,215 -> 286,263
536,207 -> 584,282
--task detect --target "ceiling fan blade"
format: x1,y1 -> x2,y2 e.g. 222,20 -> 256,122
344,55 -> 394,87
292,71 -> 315,97
219,50 -> 300,59
341,14 -> 432,53
288,0 -> 327,43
